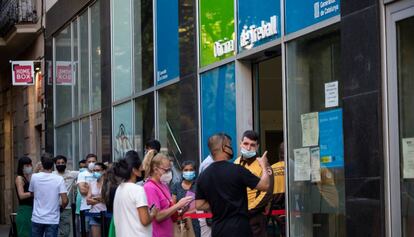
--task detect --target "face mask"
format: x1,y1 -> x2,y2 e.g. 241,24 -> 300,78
182,171 -> 196,181
93,172 -> 102,180
223,145 -> 234,160
241,147 -> 257,159
160,171 -> 173,184
79,168 -> 87,173
88,162 -> 95,171
136,170 -> 145,182
56,164 -> 66,173
23,167 -> 33,175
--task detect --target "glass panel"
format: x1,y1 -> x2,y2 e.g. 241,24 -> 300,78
158,80 -> 199,177
135,94 -> 155,158
81,117 -> 91,159
56,124 -> 73,169
55,26 -> 72,124
91,1 -> 101,111
133,0 -> 153,92
287,31 -> 345,237
73,20 -> 80,116
200,63 -> 237,159
74,121 -> 80,168
112,0 -> 132,101
397,16 -> 414,237
80,12 -> 90,114
113,102 -> 133,160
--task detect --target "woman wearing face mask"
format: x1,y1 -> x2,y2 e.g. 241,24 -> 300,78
15,156 -> 34,237
86,162 -> 107,237
171,160 -> 200,237
144,153 -> 193,237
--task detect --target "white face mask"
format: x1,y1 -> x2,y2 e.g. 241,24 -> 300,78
160,171 -> 173,184
88,162 -> 96,171
240,147 -> 257,159
23,166 -> 33,175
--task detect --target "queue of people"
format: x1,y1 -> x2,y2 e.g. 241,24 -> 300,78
13,132 -> 286,237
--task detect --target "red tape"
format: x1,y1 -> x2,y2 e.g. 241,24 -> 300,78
182,209 -> 285,219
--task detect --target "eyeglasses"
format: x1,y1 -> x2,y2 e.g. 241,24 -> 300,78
158,167 -> 172,173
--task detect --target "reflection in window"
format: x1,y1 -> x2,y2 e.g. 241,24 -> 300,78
56,124 -> 73,169
134,0 -> 153,92
135,94 -> 155,157
81,117 -> 91,159
55,26 -> 72,124
112,0 -> 132,101
80,12 -> 89,114
91,1 -> 101,111
287,30 -> 344,237
113,102 -> 133,160
397,16 -> 414,237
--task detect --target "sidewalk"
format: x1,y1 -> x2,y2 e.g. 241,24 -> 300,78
0,225 -> 10,237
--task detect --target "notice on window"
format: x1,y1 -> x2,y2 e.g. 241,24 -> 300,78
301,112 -> 319,147
325,81 -> 338,108
319,108 -> 344,168
310,147 -> 321,183
294,148 -> 311,181
402,138 -> 414,179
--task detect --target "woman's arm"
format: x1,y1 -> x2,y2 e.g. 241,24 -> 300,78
137,206 -> 158,226
86,185 -> 99,205
15,176 -> 31,200
154,196 -> 193,222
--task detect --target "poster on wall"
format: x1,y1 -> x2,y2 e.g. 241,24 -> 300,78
199,0 -> 235,67
155,0 -> 179,84
319,108 -> 344,168
238,0 -> 281,51
285,0 -> 340,34
11,61 -> 34,86
402,138 -> 414,179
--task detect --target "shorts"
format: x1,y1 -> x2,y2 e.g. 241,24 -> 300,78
89,216 -> 101,226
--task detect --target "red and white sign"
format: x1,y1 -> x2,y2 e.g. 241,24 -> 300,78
56,61 -> 74,85
12,61 -> 34,85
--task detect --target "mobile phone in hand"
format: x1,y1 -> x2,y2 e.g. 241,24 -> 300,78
149,203 -> 155,211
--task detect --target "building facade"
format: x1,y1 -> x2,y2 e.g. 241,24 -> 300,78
0,0 -> 45,224
44,0 -> 414,236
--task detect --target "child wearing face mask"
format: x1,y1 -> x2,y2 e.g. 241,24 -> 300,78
144,154 -> 193,237
86,162 -> 107,237
171,160 -> 200,237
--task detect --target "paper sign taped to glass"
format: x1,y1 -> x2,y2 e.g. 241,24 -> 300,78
402,137 -> 414,179
301,112 -> 319,147
294,147 -> 311,181
318,108 -> 344,168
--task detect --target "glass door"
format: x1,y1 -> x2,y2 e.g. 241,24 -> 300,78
386,1 -> 414,236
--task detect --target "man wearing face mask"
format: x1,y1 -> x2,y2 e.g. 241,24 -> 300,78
196,132 -> 271,237
233,130 -> 274,236
53,155 -> 79,237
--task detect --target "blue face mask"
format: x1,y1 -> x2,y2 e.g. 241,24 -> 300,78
182,171 -> 196,181
241,147 -> 257,159
93,172 -> 102,180
79,168 -> 87,173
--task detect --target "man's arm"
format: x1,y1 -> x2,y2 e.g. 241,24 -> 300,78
255,151 -> 271,191
60,193 -> 68,209
195,199 -> 210,211
78,182 -> 89,196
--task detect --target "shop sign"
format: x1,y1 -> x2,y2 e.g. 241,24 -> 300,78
285,0 -> 340,34
199,0 -> 235,67
11,61 -> 34,85
238,0 -> 281,51
55,61 -> 74,85
156,0 -> 179,84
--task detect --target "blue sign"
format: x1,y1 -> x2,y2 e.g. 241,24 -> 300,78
200,63 -> 237,160
285,0 -> 340,34
319,108 -> 344,168
238,0 -> 281,52
155,0 -> 179,84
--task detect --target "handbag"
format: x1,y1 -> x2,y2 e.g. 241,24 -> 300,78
148,179 -> 179,222
174,218 -> 196,237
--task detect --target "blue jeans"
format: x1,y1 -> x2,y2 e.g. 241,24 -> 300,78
31,222 -> 59,237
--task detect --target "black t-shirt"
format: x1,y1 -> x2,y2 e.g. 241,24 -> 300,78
196,160 -> 260,237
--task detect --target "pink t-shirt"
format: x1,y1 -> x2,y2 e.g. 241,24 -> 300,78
144,180 -> 173,237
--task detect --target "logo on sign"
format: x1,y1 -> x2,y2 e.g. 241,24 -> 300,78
240,15 -> 278,49
314,0 -> 339,19
14,65 -> 33,83
213,39 -> 234,58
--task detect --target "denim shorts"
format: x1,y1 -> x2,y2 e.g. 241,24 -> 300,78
88,216 -> 101,226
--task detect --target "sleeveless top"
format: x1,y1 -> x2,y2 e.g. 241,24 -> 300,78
15,176 -> 33,206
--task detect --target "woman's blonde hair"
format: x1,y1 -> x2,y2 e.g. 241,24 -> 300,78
147,153 -> 170,177
142,150 -> 157,179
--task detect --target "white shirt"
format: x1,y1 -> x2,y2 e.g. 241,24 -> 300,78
77,170 -> 95,210
53,170 -> 79,209
29,172 -> 67,224
199,155 -> 214,174
114,182 -> 152,237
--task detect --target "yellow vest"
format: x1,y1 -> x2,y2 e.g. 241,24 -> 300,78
271,161 -> 285,194
234,157 -> 267,210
